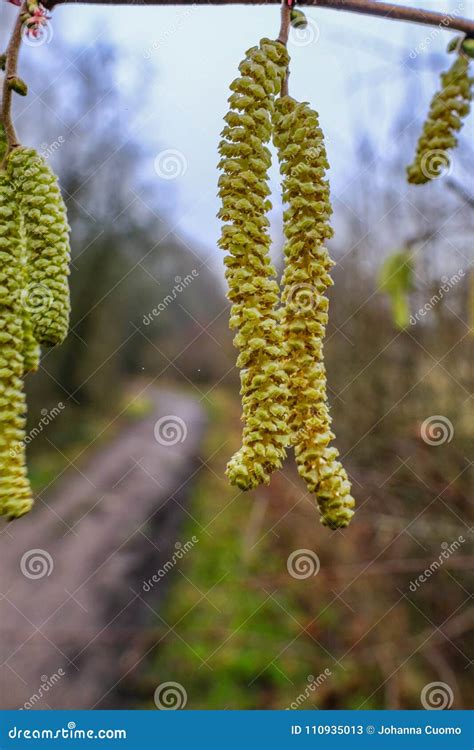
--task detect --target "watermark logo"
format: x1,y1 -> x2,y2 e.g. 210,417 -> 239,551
154,681 -> 187,710
286,283 -> 319,314
409,535 -> 465,592
154,415 -> 188,446
420,415 -> 454,446
154,149 -> 187,180
143,537 -> 199,591
143,270 -> 199,325
20,549 -> 53,580
287,549 -> 320,579
420,149 -> 452,181
286,670 -> 332,709
410,270 -> 465,325
289,17 -> 320,47
20,669 -> 65,710
21,282 -> 53,316
421,681 -> 454,710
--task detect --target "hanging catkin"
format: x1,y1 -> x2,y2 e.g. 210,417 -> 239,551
273,96 -> 355,529
0,172 -> 34,518
8,147 -> 71,346
218,38 -> 291,490
407,53 -> 473,184
19,219 -> 41,373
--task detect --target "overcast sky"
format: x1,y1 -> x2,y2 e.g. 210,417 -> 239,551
1,0 -> 472,253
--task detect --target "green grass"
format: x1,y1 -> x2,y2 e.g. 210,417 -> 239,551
138,390 -> 348,710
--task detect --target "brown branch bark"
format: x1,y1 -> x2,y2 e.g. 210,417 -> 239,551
1,5 -> 25,165
43,0 -> 474,37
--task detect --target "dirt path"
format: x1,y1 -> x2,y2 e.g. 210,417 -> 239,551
0,388 -> 206,709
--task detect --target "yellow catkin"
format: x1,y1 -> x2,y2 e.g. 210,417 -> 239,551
273,96 -> 355,529
8,146 -> 71,346
19,220 -> 41,373
218,38 -> 291,490
0,171 -> 34,518
407,53 -> 473,184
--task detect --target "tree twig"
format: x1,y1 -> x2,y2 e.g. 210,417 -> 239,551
277,0 -> 291,97
1,5 -> 25,166
43,0 -> 474,37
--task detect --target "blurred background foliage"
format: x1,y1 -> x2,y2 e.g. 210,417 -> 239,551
1,24 -> 472,709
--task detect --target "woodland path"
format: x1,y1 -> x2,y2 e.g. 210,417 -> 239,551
0,388 -> 207,709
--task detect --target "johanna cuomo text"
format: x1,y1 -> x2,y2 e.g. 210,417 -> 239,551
377,726 -> 461,735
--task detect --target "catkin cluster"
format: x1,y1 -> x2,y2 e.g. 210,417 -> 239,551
218,38 -> 291,490
273,96 -> 355,529
0,147 -> 71,519
0,173 -> 33,518
407,53 -> 473,184
8,147 -> 71,346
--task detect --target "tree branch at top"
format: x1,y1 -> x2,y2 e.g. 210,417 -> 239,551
43,0 -> 474,37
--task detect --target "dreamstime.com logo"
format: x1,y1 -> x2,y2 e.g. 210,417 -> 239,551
287,549 -> 320,579
20,549 -> 54,580
420,415 -> 454,446
421,681 -> 454,710
154,415 -> 188,446
154,681 -> 188,710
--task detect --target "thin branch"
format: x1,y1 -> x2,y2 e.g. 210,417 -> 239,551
44,0 -> 474,37
1,5 -> 25,165
277,0 -> 291,97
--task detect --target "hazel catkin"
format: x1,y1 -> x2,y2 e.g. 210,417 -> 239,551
0,171 -> 34,518
8,146 -> 71,346
273,95 -> 355,529
407,53 -> 473,184
218,38 -> 291,490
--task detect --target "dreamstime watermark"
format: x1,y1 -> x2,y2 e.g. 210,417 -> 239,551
154,681 -> 187,710
21,282 -> 53,316
142,270 -> 199,325
154,149 -> 187,180
40,136 -> 65,160
290,143 -> 329,179
20,669 -> 65,710
153,415 -> 188,446
143,6 -> 196,59
287,549 -> 320,579
408,535 -> 465,592
286,282 -> 320,314
142,537 -> 199,592
22,15 -> 54,47
420,415 -> 454,446
409,2 -> 464,59
20,549 -> 54,580
410,269 -> 465,325
421,681 -> 454,710
289,17 -> 320,47
10,402 -> 65,458
286,669 -> 332,709
420,149 -> 452,181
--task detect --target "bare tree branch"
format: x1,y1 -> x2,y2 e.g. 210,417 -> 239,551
43,0 -> 474,37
